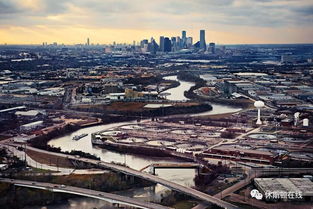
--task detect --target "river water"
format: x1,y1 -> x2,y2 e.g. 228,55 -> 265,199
163,75 -> 194,101
33,75 -> 241,209
163,75 -> 242,116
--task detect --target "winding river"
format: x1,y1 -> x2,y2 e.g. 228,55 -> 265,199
163,75 -> 242,116
38,75 -> 242,209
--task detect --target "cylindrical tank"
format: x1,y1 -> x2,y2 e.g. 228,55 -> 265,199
303,118 -> 309,127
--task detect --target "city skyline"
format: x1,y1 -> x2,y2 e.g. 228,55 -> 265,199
0,0 -> 313,45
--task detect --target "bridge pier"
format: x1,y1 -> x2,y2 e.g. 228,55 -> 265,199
129,175 -> 135,184
124,174 -> 135,184
149,166 -> 156,175
112,203 -> 120,207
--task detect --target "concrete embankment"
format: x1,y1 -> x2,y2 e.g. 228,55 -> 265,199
93,140 -> 195,162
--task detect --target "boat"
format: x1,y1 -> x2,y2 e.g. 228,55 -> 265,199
72,133 -> 88,141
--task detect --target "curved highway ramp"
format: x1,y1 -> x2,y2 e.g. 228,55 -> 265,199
0,178 -> 172,209
24,146 -> 240,209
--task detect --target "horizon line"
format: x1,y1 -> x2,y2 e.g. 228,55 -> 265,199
1,42 -> 313,46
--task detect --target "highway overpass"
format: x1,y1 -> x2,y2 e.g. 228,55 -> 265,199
18,145 -> 240,209
0,178 -> 171,209
139,163 -> 201,173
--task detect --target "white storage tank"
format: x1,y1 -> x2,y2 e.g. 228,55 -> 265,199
303,118 -> 309,127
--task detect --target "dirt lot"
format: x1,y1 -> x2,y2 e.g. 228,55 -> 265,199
107,102 -> 147,111
26,149 -> 74,168
75,101 -> 203,113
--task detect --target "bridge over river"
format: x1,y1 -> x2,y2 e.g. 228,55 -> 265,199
22,145 -> 240,209
0,178 -> 171,209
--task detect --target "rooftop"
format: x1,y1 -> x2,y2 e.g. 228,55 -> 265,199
254,178 -> 313,197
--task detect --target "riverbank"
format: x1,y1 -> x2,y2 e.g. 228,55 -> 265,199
29,102 -> 212,152
92,141 -> 195,162
178,72 -> 253,109
73,101 -> 213,118
194,97 -> 253,109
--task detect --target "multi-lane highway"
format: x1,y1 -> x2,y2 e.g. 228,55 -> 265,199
13,145 -> 240,209
0,178 -> 171,209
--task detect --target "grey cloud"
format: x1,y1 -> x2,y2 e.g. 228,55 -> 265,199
42,0 -> 71,14
293,5 -> 313,16
0,1 -> 21,14
0,0 -> 312,29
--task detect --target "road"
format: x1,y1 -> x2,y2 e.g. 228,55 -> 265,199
0,178 -> 171,209
214,169 -> 258,199
192,167 -> 313,209
14,145 -> 240,209
208,126 -> 261,151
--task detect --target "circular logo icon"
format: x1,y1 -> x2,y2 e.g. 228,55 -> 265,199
250,189 -> 259,198
255,192 -> 263,200
250,189 -> 263,200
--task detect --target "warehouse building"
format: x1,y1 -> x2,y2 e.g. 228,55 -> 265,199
254,178 -> 313,201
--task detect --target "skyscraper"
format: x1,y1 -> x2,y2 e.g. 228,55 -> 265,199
187,37 -> 193,48
148,38 -> 159,54
140,39 -> 148,48
171,37 -> 177,51
176,36 -> 181,50
209,42 -> 216,54
164,37 -> 171,52
182,30 -> 187,48
200,30 -> 206,51
182,31 -> 186,40
159,36 -> 165,52
87,38 -> 90,46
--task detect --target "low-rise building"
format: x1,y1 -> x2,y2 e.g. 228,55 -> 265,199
254,178 -> 313,201
203,145 -> 275,164
0,164 -> 8,171
20,121 -> 43,131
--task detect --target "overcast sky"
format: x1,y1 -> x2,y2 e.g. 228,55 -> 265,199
0,0 -> 312,44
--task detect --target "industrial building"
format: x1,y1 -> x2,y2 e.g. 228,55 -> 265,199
254,178 -> 313,201
20,121 -> 43,131
203,145 -> 275,164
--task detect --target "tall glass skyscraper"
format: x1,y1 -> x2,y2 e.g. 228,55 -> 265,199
200,30 -> 206,51
182,31 -> 186,40
159,36 -> 165,52
182,30 -> 187,48
164,37 -> 172,52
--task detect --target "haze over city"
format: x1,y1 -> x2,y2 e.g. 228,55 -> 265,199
0,0 -> 313,44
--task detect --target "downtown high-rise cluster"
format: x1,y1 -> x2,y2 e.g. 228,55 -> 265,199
139,30 -> 215,54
